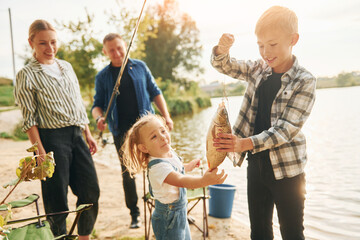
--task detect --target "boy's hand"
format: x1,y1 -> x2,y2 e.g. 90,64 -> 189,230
213,133 -> 254,153
216,33 -> 235,55
203,168 -> 227,185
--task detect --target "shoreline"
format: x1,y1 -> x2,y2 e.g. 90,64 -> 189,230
0,138 -> 250,239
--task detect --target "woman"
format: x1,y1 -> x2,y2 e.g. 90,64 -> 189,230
14,19 -> 99,240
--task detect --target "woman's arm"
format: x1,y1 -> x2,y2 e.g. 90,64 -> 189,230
26,125 -> 46,162
84,124 -> 97,155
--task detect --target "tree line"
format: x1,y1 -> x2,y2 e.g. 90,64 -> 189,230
50,0 -> 208,112
316,71 -> 360,89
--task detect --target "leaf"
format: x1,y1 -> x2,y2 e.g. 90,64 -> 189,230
16,156 -> 35,180
12,152 -> 55,182
26,152 -> 55,181
4,206 -> 12,223
2,178 -> 21,189
36,152 -> 55,180
26,142 -> 38,153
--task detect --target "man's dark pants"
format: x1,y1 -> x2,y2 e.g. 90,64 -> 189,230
113,134 -> 140,218
39,126 -> 100,236
247,154 -> 306,240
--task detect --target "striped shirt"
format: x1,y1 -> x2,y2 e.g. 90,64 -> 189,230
211,49 -> 316,180
14,57 -> 89,132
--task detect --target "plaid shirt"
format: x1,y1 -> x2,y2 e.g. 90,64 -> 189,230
211,50 -> 316,180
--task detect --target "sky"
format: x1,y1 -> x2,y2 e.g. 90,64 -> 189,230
1,0 -> 360,84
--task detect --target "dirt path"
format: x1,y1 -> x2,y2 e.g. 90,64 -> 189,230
0,108 -> 22,134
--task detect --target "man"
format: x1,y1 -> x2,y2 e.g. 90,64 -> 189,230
92,33 -> 173,228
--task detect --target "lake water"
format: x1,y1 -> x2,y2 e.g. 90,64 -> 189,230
98,86 -> 360,239
172,86 -> 360,240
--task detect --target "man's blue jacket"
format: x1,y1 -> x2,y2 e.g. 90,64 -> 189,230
92,59 -> 161,136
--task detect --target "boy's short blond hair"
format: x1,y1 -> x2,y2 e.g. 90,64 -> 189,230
255,6 -> 298,36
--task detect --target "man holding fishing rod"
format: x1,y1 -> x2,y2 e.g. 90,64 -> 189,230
92,33 -> 173,228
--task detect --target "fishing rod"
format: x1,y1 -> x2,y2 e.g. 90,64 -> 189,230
99,0 -> 147,145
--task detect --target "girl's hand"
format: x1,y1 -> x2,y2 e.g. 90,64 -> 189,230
203,168 -> 227,185
184,158 -> 201,172
213,133 -> 254,153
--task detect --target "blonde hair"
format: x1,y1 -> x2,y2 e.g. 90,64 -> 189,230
28,19 -> 56,42
255,6 -> 298,36
103,33 -> 124,45
122,114 -> 169,176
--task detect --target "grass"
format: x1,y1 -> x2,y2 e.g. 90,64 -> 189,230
0,82 -> 27,141
0,106 -> 17,113
0,123 -> 28,141
0,85 -> 15,106
0,132 -> 13,139
0,77 -> 12,85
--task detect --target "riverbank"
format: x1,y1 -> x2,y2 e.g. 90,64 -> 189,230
0,137 -> 250,239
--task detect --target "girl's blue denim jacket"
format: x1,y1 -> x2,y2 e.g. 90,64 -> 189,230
92,59 -> 161,136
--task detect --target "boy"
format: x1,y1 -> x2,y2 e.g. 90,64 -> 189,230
211,6 -> 316,240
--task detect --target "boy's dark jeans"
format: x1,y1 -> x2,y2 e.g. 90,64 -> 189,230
39,126 -> 100,236
247,152 -> 305,240
113,134 -> 140,218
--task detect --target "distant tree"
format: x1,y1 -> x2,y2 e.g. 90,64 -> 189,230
55,10 -> 103,101
229,83 -> 245,96
336,72 -> 355,87
142,0 -> 204,86
106,2 -> 156,60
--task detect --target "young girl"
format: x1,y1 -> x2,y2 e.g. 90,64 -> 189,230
122,114 -> 227,240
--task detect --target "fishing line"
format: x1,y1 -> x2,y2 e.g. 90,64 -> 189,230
222,75 -> 237,165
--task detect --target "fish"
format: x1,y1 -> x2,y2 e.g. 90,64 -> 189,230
206,101 -> 232,169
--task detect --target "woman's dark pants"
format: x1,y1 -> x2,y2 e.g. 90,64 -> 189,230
39,126 -> 100,236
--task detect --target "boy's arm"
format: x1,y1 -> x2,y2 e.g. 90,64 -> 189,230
211,39 -> 263,82
215,33 -> 235,55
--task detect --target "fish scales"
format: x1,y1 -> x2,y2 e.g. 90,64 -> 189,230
206,101 -> 232,169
